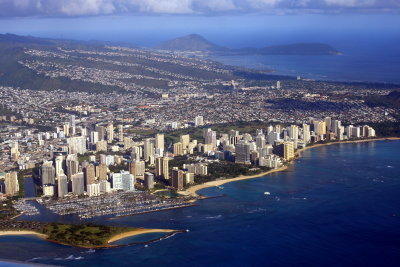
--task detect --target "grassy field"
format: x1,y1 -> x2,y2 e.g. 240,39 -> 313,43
42,223 -> 136,247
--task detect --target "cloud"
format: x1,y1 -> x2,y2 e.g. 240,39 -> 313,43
0,0 -> 399,17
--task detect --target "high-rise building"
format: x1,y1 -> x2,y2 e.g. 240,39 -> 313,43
173,142 -> 184,156
70,115 -> 76,127
180,134 -> 190,149
289,125 -> 299,140
95,125 -> 105,141
96,140 -> 107,152
143,138 -> 155,162
55,155 -> 65,175
112,171 -> 134,191
302,124 -> 311,143
5,172 -> 19,195
325,117 -> 332,132
155,157 -> 169,179
144,172 -> 155,189
205,131 -> 217,148
71,172 -> 85,195
87,183 -> 101,197
41,160 -> 55,186
90,131 -> 99,144
85,164 -> 96,185
283,141 -> 295,161
107,123 -> 114,143
117,124 -> 123,142
96,164 -> 108,181
57,174 -> 68,197
10,141 -> 19,161
67,136 -> 86,155
129,160 -> 145,178
63,123 -> 70,137
66,154 -> 79,180
235,141 -> 251,164
155,133 -> 165,151
255,134 -> 266,149
276,81 -> 281,89
171,168 -> 184,190
43,185 -> 55,197
195,116 -> 204,127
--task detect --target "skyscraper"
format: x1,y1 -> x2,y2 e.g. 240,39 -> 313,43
41,160 -> 55,186
256,134 -> 266,149
117,124 -> 123,142
235,141 -> 251,164
66,154 -> 79,180
95,125 -> 105,141
5,172 -> 19,195
144,172 -> 155,189
180,134 -> 190,149
171,168 -> 185,190
55,154 -> 65,175
96,164 -> 108,181
85,164 -> 96,185
71,172 -> 84,195
155,133 -> 165,151
205,130 -> 217,148
143,138 -> 155,162
57,174 -> 68,197
67,136 -> 86,155
173,142 -> 184,156
107,123 -> 114,143
195,116 -> 204,127
129,160 -> 145,178
283,141 -> 295,161
155,157 -> 169,179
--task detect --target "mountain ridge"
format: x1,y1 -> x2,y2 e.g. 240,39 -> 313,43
156,34 -> 340,56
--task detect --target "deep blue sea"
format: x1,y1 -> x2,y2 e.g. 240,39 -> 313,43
211,50 -> 400,84
0,140 -> 399,266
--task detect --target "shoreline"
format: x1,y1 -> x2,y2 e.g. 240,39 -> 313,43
181,166 -> 289,197
107,228 -> 178,244
182,137 -> 400,197
0,230 -> 48,239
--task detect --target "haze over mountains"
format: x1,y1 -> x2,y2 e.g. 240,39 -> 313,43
156,34 -> 340,56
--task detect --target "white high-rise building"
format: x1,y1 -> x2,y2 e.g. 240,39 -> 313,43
195,116 -> 204,127
67,136 -> 86,155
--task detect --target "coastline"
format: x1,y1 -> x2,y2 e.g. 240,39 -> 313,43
182,137 -> 400,197
181,166 -> 289,197
0,230 -> 48,239
107,228 -> 177,244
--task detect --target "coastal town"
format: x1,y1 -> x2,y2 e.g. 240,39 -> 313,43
1,107 -> 380,219
0,36 -> 399,253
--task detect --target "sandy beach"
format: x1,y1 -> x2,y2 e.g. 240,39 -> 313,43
182,137 -> 400,197
0,230 -> 48,239
181,166 -> 290,197
295,137 -> 400,156
108,228 -> 177,243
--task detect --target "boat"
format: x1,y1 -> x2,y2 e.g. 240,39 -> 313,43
264,192 -> 271,195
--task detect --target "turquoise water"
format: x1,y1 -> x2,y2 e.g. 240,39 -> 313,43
0,140 -> 399,266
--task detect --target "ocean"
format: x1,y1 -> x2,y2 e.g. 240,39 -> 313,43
1,140 -> 399,266
211,50 -> 400,84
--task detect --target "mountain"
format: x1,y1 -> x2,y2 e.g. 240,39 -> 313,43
365,90 -> 400,108
156,34 -> 340,56
156,34 -> 226,51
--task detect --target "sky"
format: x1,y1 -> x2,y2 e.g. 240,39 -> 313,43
0,0 -> 399,48
0,0 -> 399,16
